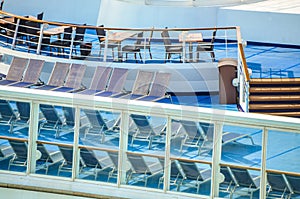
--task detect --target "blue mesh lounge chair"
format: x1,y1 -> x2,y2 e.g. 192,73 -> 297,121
158,158 -> 183,190
34,62 -> 70,90
0,140 -> 14,161
82,109 -> 117,143
285,173 -> 300,197
0,57 -> 29,85
267,171 -> 293,199
50,63 -> 87,93
8,59 -> 45,87
115,70 -> 155,99
126,153 -> 163,187
80,147 -> 114,180
177,160 -> 211,194
229,167 -> 260,199
57,145 -> 77,175
219,166 -> 238,198
10,101 -> 31,133
78,66 -> 112,95
94,68 -> 128,97
0,99 -> 17,132
130,114 -> 161,149
180,120 -> 205,153
135,72 -> 171,102
107,151 -> 119,182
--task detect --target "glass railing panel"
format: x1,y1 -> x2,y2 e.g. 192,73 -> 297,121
169,119 -> 212,196
78,107 -> 120,183
0,99 -> 30,173
36,104 -> 76,178
266,129 -> 300,199
125,113 -> 166,189
219,124 -> 262,199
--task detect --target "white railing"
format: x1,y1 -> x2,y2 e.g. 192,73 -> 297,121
0,84 -> 299,199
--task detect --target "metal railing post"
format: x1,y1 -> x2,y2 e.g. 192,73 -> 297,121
11,18 -> 20,49
36,23 -> 45,55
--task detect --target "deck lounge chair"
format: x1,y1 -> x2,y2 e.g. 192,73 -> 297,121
180,120 -> 255,154
158,158 -> 183,190
107,151 -> 119,182
78,66 -> 112,95
0,99 -> 17,132
267,171 -> 293,199
95,68 -> 128,97
80,147 -> 114,180
82,109 -> 117,143
219,166 -> 238,198
51,63 -> 87,93
116,70 -> 155,99
0,140 -> 14,161
285,173 -> 300,196
136,72 -> 171,102
58,145 -> 83,175
126,153 -> 162,187
130,114 -> 164,149
229,167 -> 260,199
11,101 -> 31,133
0,57 -> 29,85
36,143 -> 64,174
34,62 -> 70,90
177,160 -> 211,193
8,59 -> 45,87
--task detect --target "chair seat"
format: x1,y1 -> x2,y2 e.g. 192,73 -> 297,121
122,45 -> 140,52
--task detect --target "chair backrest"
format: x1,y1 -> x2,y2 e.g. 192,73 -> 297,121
134,32 -> 144,46
22,59 -> 45,83
230,167 -> 259,188
47,62 -> 70,86
9,140 -> 28,160
220,166 -> 237,185
106,68 -> 128,93
178,160 -> 202,180
130,114 -> 155,137
131,70 -> 155,96
6,57 -> 29,81
146,27 -> 154,44
59,145 -> 73,165
25,20 -> 41,36
89,66 -> 112,91
161,29 -> 172,48
62,107 -> 75,126
16,102 -> 30,122
180,120 -> 204,140
74,25 -> 86,45
285,174 -> 300,194
83,109 -> 108,130
267,172 -> 292,193
37,143 -> 52,162
96,25 -> 105,43
127,153 -> 149,174
37,12 -> 44,20
148,72 -> 171,97
64,64 -> 86,88
0,0 -> 4,10
159,158 -> 182,178
107,151 -> 119,168
39,104 -> 63,126
62,26 -> 73,41
0,99 -> 17,122
80,147 -> 99,168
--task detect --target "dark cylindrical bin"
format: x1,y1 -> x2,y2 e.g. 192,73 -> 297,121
218,58 -> 237,104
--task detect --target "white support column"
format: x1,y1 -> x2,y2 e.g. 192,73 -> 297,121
36,23 -> 45,55
259,127 -> 268,199
118,111 -> 129,187
28,101 -> 39,174
72,106 -> 81,180
210,121 -> 223,198
103,30 -> 109,62
163,116 -> 172,192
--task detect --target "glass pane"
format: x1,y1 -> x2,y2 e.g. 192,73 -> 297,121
169,119 -> 212,196
36,104 -> 75,178
78,107 -> 120,182
266,130 -> 300,199
219,125 -> 262,199
0,99 -> 30,173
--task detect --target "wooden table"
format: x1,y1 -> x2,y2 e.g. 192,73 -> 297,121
41,25 -> 70,37
106,31 -> 140,61
179,32 -> 203,62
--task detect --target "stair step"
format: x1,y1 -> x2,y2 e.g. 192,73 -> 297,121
250,87 -> 300,93
249,104 -> 300,110
249,95 -> 300,102
250,78 -> 300,85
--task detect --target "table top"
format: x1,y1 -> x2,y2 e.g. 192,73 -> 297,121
41,25 -> 70,36
0,17 -> 14,25
107,31 -> 140,42
179,32 -> 203,43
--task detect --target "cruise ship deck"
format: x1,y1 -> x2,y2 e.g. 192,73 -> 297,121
0,1 -> 300,199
